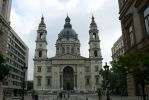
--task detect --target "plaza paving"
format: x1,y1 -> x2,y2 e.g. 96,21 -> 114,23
30,94 -> 140,100
5,94 -> 148,100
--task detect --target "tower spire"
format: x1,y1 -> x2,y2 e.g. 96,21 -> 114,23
42,14 -> 44,19
39,15 -> 45,26
92,14 -> 94,20
89,15 -> 102,59
90,15 -> 97,28
35,16 -> 47,59
64,15 -> 72,28
67,13 -> 68,17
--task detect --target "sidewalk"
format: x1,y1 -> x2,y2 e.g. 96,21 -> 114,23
5,96 -> 32,100
4,95 -> 149,100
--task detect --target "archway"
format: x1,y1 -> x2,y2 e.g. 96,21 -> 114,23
63,66 -> 74,90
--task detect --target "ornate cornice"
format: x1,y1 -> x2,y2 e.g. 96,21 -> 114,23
119,0 -> 134,20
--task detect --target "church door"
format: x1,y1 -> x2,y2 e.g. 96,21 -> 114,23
63,66 -> 74,90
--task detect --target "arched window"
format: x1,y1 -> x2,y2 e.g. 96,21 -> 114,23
94,50 -> 98,57
40,33 -> 44,39
39,51 -> 42,57
37,66 -> 42,72
37,76 -> 41,86
71,47 -> 74,54
66,47 -> 70,53
95,75 -> 99,85
62,47 -> 65,54
85,76 -> 90,85
93,33 -> 96,39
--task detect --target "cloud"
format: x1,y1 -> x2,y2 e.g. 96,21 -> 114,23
86,0 -> 104,12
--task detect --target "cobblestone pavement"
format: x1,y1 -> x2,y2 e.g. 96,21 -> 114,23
37,94 -> 142,100
5,94 -> 149,100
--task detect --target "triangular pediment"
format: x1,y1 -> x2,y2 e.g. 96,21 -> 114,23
49,54 -> 87,60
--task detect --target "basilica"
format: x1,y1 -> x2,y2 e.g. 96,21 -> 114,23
33,15 -> 103,94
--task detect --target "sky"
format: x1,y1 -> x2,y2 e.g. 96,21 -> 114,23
10,0 -> 122,80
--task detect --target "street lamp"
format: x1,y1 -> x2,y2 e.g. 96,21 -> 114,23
22,64 -> 27,100
86,88 -> 88,100
104,62 -> 110,100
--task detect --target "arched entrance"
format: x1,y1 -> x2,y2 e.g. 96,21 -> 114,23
63,66 -> 74,90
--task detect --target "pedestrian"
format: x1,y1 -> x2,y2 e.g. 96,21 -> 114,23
3,96 -> 5,100
34,94 -> 38,100
97,88 -> 102,100
59,92 -> 62,100
67,92 -> 69,98
76,96 -> 77,100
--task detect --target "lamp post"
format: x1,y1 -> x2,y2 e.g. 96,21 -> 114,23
104,62 -> 110,100
22,64 -> 27,100
42,86 -> 44,100
86,88 -> 88,100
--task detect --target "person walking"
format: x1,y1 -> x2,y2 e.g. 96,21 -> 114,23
59,92 -> 62,100
34,94 -> 38,100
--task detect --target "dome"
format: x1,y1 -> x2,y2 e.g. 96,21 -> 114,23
58,28 -> 78,40
58,16 -> 78,40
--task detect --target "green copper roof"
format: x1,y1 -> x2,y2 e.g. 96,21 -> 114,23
58,16 -> 78,40
58,28 -> 78,40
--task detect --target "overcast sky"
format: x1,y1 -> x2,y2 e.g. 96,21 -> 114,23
10,0 -> 122,80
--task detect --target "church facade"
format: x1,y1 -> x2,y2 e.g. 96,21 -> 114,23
33,15 -> 103,94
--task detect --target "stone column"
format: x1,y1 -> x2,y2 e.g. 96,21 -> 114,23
60,75 -> 62,88
74,75 -> 76,90
60,74 -> 63,90
75,75 -> 77,89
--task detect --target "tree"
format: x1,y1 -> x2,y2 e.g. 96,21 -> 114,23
96,88 -> 102,100
99,68 -> 127,95
27,81 -> 33,91
0,53 -> 9,100
112,50 -> 149,100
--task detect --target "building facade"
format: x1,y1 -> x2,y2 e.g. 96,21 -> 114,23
4,28 -> 29,97
118,0 -> 149,96
0,0 -> 12,54
111,36 -> 124,61
0,0 -> 29,97
33,16 -> 103,94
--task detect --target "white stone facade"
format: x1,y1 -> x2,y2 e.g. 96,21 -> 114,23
33,16 -> 102,94
111,36 -> 124,61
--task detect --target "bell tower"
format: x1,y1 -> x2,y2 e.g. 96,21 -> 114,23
88,15 -> 102,90
89,15 -> 102,59
34,16 -> 47,59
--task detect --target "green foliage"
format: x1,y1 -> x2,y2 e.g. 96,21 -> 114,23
111,50 -> 149,97
0,53 -> 9,81
99,68 -> 107,89
27,81 -> 33,91
96,88 -> 102,97
99,68 -> 127,95
112,50 -> 149,84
